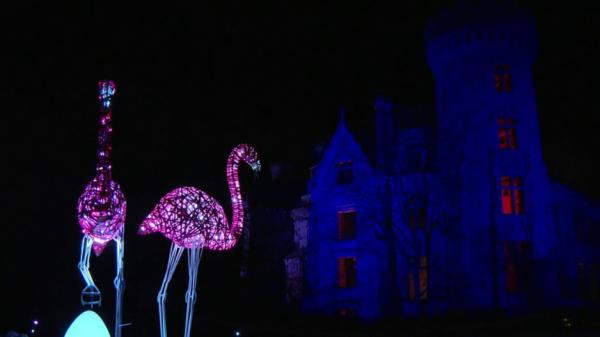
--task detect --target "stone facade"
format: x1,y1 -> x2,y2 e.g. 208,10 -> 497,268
286,2 -> 600,319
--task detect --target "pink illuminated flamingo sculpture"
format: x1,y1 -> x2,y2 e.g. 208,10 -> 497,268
76,80 -> 127,337
138,144 -> 260,337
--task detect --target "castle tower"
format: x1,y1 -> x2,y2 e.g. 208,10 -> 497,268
425,1 -> 556,310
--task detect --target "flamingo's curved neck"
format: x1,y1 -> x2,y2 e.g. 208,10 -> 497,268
226,149 -> 245,242
96,94 -> 113,186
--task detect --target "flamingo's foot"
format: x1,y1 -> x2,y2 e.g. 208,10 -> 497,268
81,284 -> 102,308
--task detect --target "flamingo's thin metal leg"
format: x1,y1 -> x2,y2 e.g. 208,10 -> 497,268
184,247 -> 202,337
114,236 -> 125,337
78,235 -> 101,307
157,243 -> 184,337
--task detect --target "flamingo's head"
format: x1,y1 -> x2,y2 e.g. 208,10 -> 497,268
236,144 -> 260,175
138,216 -> 159,235
98,80 -> 116,108
251,160 -> 261,178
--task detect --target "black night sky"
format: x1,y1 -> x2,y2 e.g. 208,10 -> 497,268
2,1 -> 600,336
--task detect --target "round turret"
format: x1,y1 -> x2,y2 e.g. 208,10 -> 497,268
425,1 -> 538,74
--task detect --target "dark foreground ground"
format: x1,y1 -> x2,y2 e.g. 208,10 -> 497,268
242,310 -> 600,337
4,308 -> 600,337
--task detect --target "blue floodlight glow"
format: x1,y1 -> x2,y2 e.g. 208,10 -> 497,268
64,311 -> 110,337
33,320 -> 39,325
235,330 -> 241,336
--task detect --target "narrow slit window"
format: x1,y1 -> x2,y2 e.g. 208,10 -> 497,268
504,242 -> 518,293
501,176 -> 513,214
513,178 -> 525,214
408,271 -> 416,301
508,126 -> 517,149
498,121 -> 508,149
419,256 -> 428,300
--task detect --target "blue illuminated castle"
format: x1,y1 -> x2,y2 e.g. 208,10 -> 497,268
284,1 -> 600,319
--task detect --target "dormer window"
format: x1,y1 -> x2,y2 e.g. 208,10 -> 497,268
336,160 -> 353,185
494,64 -> 512,92
498,118 -> 517,150
338,210 -> 356,240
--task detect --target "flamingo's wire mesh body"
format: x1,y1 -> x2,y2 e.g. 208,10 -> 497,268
139,144 -> 259,337
76,80 -> 127,337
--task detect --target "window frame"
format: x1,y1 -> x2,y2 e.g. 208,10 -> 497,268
500,176 -> 525,215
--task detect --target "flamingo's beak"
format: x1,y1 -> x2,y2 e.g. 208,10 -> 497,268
138,225 -> 147,235
138,223 -> 151,235
251,160 -> 261,172
139,219 -> 158,235
252,161 -> 261,179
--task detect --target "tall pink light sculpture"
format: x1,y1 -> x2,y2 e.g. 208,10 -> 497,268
138,144 -> 260,337
76,80 -> 127,337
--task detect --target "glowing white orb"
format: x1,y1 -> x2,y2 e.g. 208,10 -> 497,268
64,311 -> 110,337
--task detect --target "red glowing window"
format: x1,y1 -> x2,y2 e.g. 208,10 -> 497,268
336,160 -> 353,185
500,176 -> 525,215
338,257 -> 357,288
501,176 -> 513,214
508,127 -> 517,149
338,210 -> 356,240
498,118 -> 517,150
498,127 -> 508,149
494,64 -> 512,92
513,178 -> 525,214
